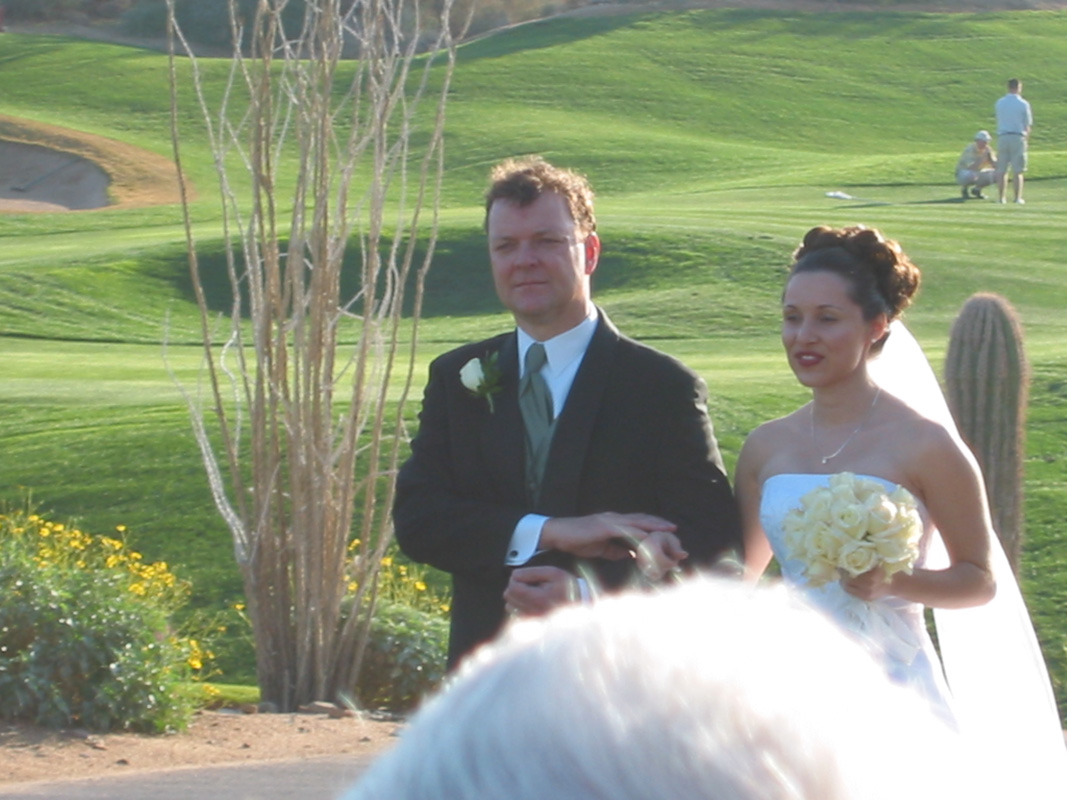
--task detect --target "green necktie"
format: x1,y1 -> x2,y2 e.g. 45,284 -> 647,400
519,343 -> 554,503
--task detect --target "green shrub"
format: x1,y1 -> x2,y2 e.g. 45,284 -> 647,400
4,0 -> 134,22
355,601 -> 448,713
0,511 -> 209,732
4,0 -> 81,23
120,0 -> 310,50
343,547 -> 450,713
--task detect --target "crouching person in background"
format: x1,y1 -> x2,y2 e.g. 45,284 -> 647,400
956,130 -> 997,200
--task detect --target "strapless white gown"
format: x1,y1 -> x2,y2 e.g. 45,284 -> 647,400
761,472 -> 1067,795
760,473 -> 955,720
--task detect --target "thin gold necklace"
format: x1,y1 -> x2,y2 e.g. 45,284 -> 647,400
811,387 -> 882,466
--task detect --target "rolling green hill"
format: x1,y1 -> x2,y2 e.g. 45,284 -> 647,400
1,7 -> 1066,712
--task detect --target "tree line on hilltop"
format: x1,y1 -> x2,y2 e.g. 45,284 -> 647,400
2,0 -> 657,47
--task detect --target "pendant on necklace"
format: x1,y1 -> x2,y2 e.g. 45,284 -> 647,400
812,387 -> 883,466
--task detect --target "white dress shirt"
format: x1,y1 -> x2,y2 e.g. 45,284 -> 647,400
505,308 -> 598,566
995,92 -> 1032,135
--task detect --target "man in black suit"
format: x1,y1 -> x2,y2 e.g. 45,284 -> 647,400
394,157 -> 741,667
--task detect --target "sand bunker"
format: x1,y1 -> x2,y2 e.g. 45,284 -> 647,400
0,115 -> 188,213
0,139 -> 111,212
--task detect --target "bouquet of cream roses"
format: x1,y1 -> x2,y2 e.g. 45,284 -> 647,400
782,472 -> 923,588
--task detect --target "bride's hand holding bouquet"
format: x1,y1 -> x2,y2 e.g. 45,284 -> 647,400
782,472 -> 924,603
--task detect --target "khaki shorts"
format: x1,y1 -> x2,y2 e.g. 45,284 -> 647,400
997,133 -> 1028,175
957,168 -> 996,187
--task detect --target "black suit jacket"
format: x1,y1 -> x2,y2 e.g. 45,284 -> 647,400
394,310 -> 741,667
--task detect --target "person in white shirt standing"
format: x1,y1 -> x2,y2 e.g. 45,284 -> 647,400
994,78 -> 1033,205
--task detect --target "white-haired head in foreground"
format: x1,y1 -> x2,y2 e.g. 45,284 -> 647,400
343,576 -> 994,800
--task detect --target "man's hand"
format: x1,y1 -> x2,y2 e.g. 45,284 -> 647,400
539,512 -> 679,560
504,566 -> 578,617
635,529 -> 688,581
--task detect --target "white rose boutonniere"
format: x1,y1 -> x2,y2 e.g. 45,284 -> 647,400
459,352 -> 503,413
783,472 -> 923,588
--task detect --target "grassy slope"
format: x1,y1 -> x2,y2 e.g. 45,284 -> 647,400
0,9 -> 1065,705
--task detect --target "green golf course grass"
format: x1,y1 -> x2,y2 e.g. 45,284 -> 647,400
1,6 -> 1065,714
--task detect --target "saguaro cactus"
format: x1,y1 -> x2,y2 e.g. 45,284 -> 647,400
943,293 -> 1029,573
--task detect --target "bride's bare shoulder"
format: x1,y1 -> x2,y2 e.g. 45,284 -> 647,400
743,406 -> 809,453
879,399 -> 972,469
882,398 -> 957,443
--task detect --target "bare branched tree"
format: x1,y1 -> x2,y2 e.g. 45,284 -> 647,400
165,0 -> 466,710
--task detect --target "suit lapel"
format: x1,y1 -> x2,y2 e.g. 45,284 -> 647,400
479,333 -> 527,504
538,311 -> 619,516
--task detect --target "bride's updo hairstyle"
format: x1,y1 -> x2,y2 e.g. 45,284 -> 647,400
790,225 -> 921,351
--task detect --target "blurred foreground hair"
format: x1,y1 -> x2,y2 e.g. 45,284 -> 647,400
344,576 -> 996,800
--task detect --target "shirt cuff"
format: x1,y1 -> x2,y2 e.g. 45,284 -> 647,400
506,514 -> 549,565
575,577 -> 591,603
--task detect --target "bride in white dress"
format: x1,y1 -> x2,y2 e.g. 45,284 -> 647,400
735,224 -> 1066,794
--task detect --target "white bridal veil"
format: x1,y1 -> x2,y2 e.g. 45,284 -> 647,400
870,321 -> 1067,796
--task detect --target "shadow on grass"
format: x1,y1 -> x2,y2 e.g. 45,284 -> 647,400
835,197 -> 970,208
161,230 -> 501,321
460,5 -> 946,67
825,175 -> 1067,209
160,227 -> 788,321
460,12 -> 646,63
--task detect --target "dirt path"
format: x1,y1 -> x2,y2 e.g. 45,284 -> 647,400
0,711 -> 400,786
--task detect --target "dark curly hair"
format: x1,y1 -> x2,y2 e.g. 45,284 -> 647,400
483,156 -> 596,236
790,225 -> 921,326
